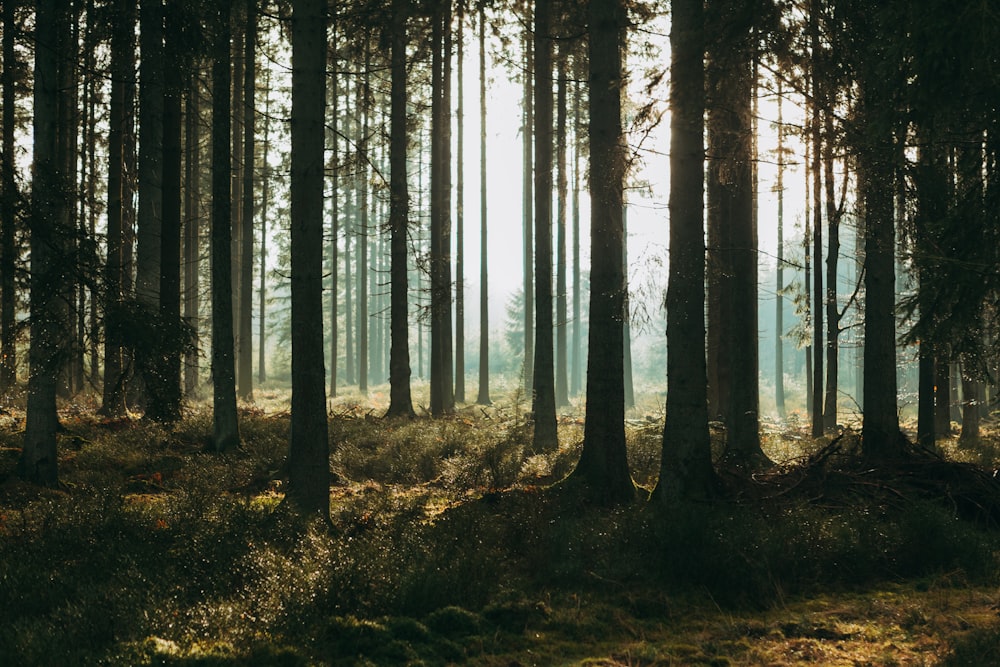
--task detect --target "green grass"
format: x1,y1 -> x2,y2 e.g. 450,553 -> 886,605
0,389 -> 999,665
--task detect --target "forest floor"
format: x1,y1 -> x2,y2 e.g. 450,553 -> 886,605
1,381 -> 1000,665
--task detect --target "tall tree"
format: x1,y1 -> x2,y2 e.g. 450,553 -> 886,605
137,0 -> 164,309
210,0 -> 240,452
101,0 -> 135,417
531,0 -> 558,452
148,0 -> 184,423
774,79 -> 787,419
287,0 -> 329,518
654,0 -> 714,503
238,0 -> 256,400
555,43 -> 569,408
356,42 -> 369,393
569,0 -> 633,504
706,0 -> 766,467
809,0 -> 824,437
0,0 -> 17,392
259,62 -> 271,385
521,8 -> 534,394
385,0 -> 414,418
21,0 -> 66,485
571,72 -> 583,397
476,2 -> 491,406
454,4 -> 465,404
183,65 -> 201,397
327,21 -> 338,396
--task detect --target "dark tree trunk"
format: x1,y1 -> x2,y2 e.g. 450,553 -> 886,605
238,0 -> 256,400
622,203 -> 634,409
522,12 -> 534,395
22,0 -> 66,486
571,73 -> 582,397
531,0 -> 557,453
960,356 -> 981,444
555,44 -> 569,408
570,0 -> 633,504
101,0 -> 135,417
476,3 -> 490,406
859,80 -> 904,459
386,0 -> 414,418
655,0 -> 714,503
357,46 -> 368,393
149,0 -> 183,423
344,74 -> 354,386
454,5 -> 465,404
183,66 -> 201,398
935,358 -> 952,437
809,0 -> 824,438
707,0 -> 764,466
287,0 -> 329,518
210,0 -> 240,452
774,80 -> 786,419
259,64 -> 271,385
0,0 -> 17,391
137,0 -> 163,309
327,24 -> 338,396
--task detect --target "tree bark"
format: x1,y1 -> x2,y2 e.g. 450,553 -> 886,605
288,0 -> 329,518
386,0 -> 414,418
454,5 -> 465,404
210,0 -> 240,452
238,0 -> 256,400
655,0 -> 714,503
522,11 -> 534,395
0,0 -> 17,391
555,44 -> 569,408
476,3 -> 491,406
531,0 -> 558,453
571,0 -> 633,504
22,0 -> 65,484
183,66 -> 201,398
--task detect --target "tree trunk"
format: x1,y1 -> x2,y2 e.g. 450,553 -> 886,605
287,0 -> 329,519
655,0 -> 714,503
21,0 -> 65,486
210,0 -> 240,452
476,3 -> 491,406
0,0 -> 17,391
522,12 -> 534,395
622,202 -> 634,409
386,0 -> 414,418
571,72 -> 582,397
238,0 -> 256,400
327,23 -> 337,396
101,0 -> 135,417
357,46 -> 368,393
859,80 -> 904,459
555,44 -> 569,408
259,63 -> 271,385
137,0 -> 163,310
531,0 -> 557,452
149,0 -> 183,423
571,0 -> 633,504
774,80 -> 786,419
810,0 -> 824,437
823,110 -> 840,430
183,66 -> 201,398
454,5 -> 465,404
935,359 -> 952,437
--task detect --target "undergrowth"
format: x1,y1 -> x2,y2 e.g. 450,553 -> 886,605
0,395 -> 998,665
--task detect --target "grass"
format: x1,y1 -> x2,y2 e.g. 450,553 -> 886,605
0,382 -> 999,665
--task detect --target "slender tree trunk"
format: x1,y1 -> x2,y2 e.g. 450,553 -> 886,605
238,0 -> 256,400
774,80 -> 786,419
344,73 -> 354,386
823,111 -> 840,430
386,0 -> 414,418
571,72 -> 582,397
287,0 -> 329,519
571,0 -> 633,504
804,128 -> 813,420
184,67 -> 201,397
210,0 -> 240,452
230,6 -> 244,371
259,64 -> 271,385
810,0 -> 824,437
622,202 -> 634,409
935,359 -> 951,436
531,0 -> 557,452
555,44 -> 569,408
522,12 -> 534,394
960,356 -> 981,444
57,2 -> 78,399
476,3 -> 491,406
137,0 -> 163,309
442,12 -> 454,411
101,0 -> 135,417
357,45 -> 369,393
150,0 -> 183,423
21,0 -> 65,485
0,0 -> 17,391
656,0 -> 714,503
454,6 -> 465,404
327,25 -> 337,396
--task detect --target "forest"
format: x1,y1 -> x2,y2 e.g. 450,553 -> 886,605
2,0 -> 1000,664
